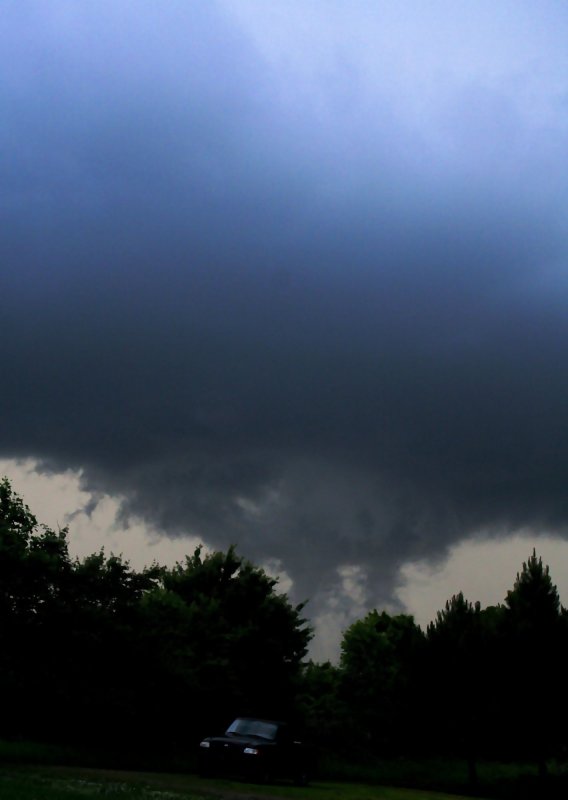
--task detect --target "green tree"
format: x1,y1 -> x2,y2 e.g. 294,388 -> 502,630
0,476 -> 70,618
296,660 -> 346,752
0,477 -> 72,736
0,478 -> 312,749
340,610 -> 424,754
143,546 -> 312,739
426,592 -> 484,785
501,550 -> 567,774
50,550 -> 161,744
505,549 -> 560,627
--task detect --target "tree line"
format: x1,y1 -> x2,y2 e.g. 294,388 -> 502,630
305,552 -> 568,783
0,478 -> 309,750
1,475 -> 567,777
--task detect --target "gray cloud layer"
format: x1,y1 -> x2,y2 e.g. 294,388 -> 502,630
2,1 -> 568,614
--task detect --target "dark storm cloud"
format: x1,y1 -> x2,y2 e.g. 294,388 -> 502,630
3,1 -> 568,614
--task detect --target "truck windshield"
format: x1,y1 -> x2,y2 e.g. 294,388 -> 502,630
226,719 -> 279,741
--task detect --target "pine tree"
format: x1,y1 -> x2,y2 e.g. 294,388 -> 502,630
503,550 -> 566,776
426,592 -> 482,786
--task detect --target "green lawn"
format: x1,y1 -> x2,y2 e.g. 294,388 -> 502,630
0,766 -> 486,800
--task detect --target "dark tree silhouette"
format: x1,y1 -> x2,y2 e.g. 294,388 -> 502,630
426,592 -> 484,786
142,546 -> 312,740
502,549 -> 567,775
0,478 -> 312,749
340,610 -> 424,754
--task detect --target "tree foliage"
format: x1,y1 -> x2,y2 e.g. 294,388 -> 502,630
0,478 -> 311,749
2,475 -> 568,776
314,550 -> 568,773
142,546 -> 311,739
340,610 -> 424,753
501,550 -> 566,771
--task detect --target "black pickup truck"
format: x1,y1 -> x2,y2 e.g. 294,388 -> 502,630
198,717 -> 313,784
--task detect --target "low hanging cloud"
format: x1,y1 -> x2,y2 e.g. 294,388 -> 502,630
2,1 -> 568,622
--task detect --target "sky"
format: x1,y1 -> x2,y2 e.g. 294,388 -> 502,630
3,1 -> 568,660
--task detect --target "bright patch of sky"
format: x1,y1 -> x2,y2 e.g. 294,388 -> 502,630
0,458 -> 201,571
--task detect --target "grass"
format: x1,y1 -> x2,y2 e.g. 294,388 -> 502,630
0,766 -> 487,800
316,755 -> 568,800
2,740 -> 567,800
0,771 -> 208,800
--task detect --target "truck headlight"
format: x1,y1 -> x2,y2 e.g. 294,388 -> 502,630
199,741 -> 210,748
243,747 -> 259,755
